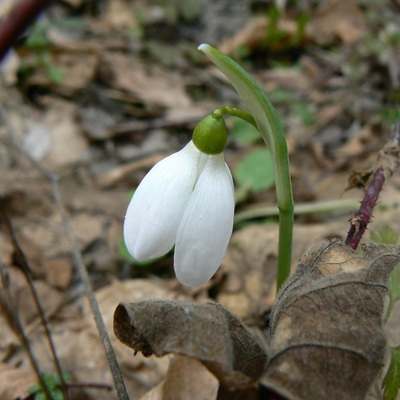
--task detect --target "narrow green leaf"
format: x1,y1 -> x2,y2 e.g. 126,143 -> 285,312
389,263 -> 400,304
370,225 -> 399,246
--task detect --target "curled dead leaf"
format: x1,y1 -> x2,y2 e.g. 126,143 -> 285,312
114,240 -> 400,399
263,239 -> 400,400
114,300 -> 268,390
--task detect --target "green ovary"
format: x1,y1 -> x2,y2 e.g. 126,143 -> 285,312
192,114 -> 228,154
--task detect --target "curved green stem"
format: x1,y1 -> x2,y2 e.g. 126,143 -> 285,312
212,106 -> 257,128
199,44 -> 294,291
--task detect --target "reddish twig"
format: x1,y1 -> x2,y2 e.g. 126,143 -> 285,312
345,123 -> 400,249
0,0 -> 53,62
345,169 -> 385,249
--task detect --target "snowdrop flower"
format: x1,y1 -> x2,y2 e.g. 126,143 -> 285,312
124,114 -> 235,286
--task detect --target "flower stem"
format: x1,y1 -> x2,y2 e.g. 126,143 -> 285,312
199,44 -> 294,291
212,106 -> 257,128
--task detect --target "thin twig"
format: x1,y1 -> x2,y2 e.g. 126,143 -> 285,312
67,381 -> 113,391
0,254 -> 55,400
3,139 -> 129,399
0,206 -> 69,399
345,123 -> 400,249
50,178 -> 130,400
0,105 -> 129,397
0,0 -> 54,62
345,169 -> 385,249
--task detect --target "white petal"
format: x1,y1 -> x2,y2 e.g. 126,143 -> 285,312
174,153 -> 235,286
124,141 -> 203,260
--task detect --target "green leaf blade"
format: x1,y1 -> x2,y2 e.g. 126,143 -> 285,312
230,119 -> 260,144
370,225 -> 399,246
234,149 -> 275,192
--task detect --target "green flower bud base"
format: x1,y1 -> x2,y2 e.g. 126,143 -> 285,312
193,114 -> 228,155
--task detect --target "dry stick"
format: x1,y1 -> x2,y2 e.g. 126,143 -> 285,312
345,169 -> 385,249
10,148 -> 130,399
0,207 -> 69,399
67,381 -> 113,391
0,115 -> 129,399
0,1 -> 129,396
50,178 -> 130,400
0,255 -> 55,400
345,123 -> 400,249
0,0 -> 54,62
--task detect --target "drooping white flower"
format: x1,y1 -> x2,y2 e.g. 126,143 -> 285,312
123,114 -> 235,286
174,153 -> 234,286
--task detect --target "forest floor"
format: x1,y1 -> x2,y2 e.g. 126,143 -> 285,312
1,0 -> 400,399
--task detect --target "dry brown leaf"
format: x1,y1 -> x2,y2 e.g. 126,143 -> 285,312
258,68 -> 311,93
160,355 -> 218,400
0,313 -> 19,364
24,52 -> 98,96
141,361 -> 216,400
114,300 -> 268,390
307,0 -> 368,45
0,363 -> 37,400
217,224 -> 278,318
42,256 -> 73,289
106,0 -> 138,29
220,17 -> 268,54
217,222 -> 349,319
12,280 -> 182,400
220,15 -> 300,55
99,52 -> 192,111
71,213 -> 105,250
0,264 -> 63,327
262,239 -> 400,400
40,100 -> 87,168
22,281 -> 64,327
112,239 -> 400,399
0,171 -> 52,217
85,279 -> 189,398
337,127 -> 373,160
